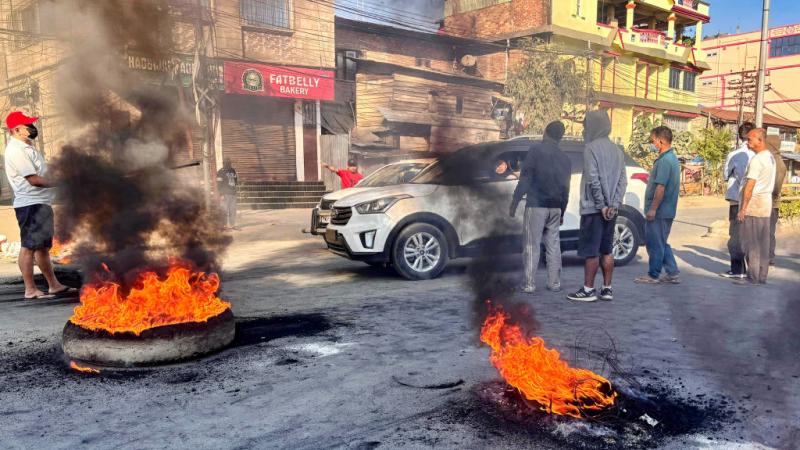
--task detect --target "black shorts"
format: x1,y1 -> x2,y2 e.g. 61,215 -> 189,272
14,204 -> 54,250
578,213 -> 616,258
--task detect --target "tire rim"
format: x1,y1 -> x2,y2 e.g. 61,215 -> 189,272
403,232 -> 442,273
613,222 -> 635,261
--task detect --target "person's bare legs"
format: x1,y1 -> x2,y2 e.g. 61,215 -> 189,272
33,249 -> 67,294
600,254 -> 614,287
19,247 -> 45,298
584,256 -> 600,288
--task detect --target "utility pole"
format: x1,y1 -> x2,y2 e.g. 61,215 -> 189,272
192,0 -> 215,208
754,0 -> 770,127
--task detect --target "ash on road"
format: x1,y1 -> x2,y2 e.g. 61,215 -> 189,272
1,202 -> 798,450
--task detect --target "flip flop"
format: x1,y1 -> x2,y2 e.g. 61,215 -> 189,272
24,293 -> 56,300
50,287 -> 79,297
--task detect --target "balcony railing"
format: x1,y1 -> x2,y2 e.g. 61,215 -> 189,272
634,28 -> 665,45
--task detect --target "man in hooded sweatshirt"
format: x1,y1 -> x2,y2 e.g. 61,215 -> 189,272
567,110 -> 627,302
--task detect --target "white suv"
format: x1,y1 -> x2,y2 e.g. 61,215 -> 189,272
324,139 -> 649,280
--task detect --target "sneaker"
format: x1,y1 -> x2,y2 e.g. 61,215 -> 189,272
519,285 -> 536,294
634,275 -> 661,284
547,284 -> 562,293
599,287 -> 613,301
567,287 -> 598,302
660,274 -> 681,284
719,271 -> 746,279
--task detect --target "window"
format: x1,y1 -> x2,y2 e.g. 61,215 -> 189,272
336,50 -> 358,81
241,0 -> 291,29
11,2 -> 40,49
706,52 -> 717,58
663,115 -> 690,132
669,67 -> 682,89
456,96 -> 463,115
770,35 -> 800,58
683,71 -> 696,92
576,0 -> 582,16
415,57 -> 432,68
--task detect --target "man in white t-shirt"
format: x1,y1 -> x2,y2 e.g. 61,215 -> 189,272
3,111 -> 70,299
736,128 -> 777,285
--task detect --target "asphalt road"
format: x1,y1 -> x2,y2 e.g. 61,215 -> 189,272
0,201 -> 798,450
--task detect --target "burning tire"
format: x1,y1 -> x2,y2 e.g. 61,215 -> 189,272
391,223 -> 449,280
612,215 -> 640,266
62,309 -> 235,367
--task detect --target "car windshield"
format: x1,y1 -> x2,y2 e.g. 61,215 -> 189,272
357,163 -> 430,188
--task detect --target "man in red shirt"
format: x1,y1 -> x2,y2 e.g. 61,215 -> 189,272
322,159 -> 364,189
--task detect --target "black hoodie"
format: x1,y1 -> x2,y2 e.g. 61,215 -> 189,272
511,137 -> 571,215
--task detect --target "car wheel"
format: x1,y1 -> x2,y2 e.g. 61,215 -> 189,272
391,223 -> 449,280
612,216 -> 639,266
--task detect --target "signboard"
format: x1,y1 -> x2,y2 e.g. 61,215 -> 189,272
781,140 -> 797,152
770,24 -> 800,38
767,126 -> 780,136
127,54 -> 224,90
224,62 -> 335,101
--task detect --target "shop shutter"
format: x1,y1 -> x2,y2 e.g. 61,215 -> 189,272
221,95 -> 296,181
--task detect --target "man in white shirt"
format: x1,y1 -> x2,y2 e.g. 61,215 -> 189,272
736,128 -> 777,286
720,122 -> 755,279
4,111 -> 70,299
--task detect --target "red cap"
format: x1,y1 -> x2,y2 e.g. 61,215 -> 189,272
5,111 -> 38,130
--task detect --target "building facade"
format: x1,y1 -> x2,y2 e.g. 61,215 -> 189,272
1,0 -> 335,184
443,0 -> 712,145
333,17 -> 506,170
700,23 -> 800,143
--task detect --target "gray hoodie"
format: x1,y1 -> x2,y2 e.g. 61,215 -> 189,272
579,110 -> 627,215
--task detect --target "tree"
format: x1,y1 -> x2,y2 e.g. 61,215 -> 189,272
505,38 -> 589,135
693,126 -> 733,194
627,114 -> 661,169
627,114 -> 694,170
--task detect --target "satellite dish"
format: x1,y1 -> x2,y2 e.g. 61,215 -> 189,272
460,54 -> 477,67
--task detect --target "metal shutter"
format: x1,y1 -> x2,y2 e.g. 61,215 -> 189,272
221,95 -> 296,181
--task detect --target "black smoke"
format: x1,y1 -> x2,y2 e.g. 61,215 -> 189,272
47,0 -> 229,287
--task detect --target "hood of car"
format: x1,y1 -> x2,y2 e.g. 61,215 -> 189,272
332,184 -> 438,207
321,187 -> 371,203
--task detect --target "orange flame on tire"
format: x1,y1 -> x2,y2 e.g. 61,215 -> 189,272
69,261 -> 231,335
480,302 -> 617,418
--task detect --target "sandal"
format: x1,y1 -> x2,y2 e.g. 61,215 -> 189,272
50,287 -> 79,297
25,293 -> 56,300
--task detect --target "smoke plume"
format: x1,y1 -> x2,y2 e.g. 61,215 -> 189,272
46,0 -> 229,286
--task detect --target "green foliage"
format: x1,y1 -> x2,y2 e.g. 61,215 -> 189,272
779,199 -> 800,220
693,126 -> 734,194
627,115 -> 695,170
626,115 -> 661,169
505,38 -> 589,135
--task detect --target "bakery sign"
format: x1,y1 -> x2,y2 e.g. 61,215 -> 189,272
224,61 -> 335,101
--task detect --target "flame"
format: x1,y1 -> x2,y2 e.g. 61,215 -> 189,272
69,360 -> 100,374
69,261 -> 231,335
50,239 -> 72,264
480,303 -> 617,418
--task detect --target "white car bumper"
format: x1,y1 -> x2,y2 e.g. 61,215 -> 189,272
325,208 -> 397,259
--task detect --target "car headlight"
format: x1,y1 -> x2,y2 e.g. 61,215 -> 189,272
355,195 -> 411,214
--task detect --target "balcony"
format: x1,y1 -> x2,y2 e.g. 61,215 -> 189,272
618,28 -> 698,63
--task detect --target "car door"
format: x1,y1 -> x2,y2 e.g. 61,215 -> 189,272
452,150 -> 526,248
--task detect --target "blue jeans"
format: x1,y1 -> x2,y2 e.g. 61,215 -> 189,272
645,218 -> 679,279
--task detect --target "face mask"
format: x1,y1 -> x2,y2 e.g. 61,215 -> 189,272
649,143 -> 659,154
25,124 -> 38,140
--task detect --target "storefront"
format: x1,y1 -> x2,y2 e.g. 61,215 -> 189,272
222,62 -> 335,182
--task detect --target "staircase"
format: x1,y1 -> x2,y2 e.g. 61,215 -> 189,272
238,181 -> 327,210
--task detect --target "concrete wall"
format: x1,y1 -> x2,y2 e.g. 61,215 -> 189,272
701,23 -> 800,123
